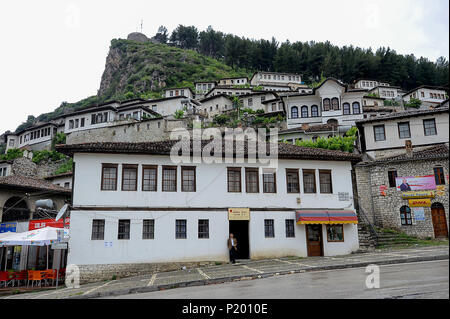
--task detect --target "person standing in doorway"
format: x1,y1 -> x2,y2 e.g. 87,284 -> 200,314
227,233 -> 238,264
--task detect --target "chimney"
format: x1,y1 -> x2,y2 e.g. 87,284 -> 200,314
405,140 -> 413,157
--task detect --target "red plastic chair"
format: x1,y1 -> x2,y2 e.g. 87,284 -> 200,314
14,271 -> 28,287
44,269 -> 57,286
0,271 -> 8,288
28,270 -> 46,287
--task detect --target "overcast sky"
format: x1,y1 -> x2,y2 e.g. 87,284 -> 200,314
0,0 -> 448,133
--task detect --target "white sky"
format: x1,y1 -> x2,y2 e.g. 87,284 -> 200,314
0,0 -> 448,133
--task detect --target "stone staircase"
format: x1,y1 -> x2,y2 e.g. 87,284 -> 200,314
374,229 -> 424,248
357,223 -> 377,251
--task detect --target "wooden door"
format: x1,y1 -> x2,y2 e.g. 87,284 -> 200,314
306,225 -> 323,257
431,207 -> 448,238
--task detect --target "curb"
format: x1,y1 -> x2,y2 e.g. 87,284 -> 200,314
68,254 -> 449,299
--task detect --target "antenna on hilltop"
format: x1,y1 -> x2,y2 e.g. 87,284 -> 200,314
140,19 -> 143,33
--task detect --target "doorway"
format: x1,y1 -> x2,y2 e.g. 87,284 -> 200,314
306,225 -> 323,257
229,221 -> 249,259
431,203 -> 448,238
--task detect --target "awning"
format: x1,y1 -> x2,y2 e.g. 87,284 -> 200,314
0,227 -> 66,246
296,210 -> 358,225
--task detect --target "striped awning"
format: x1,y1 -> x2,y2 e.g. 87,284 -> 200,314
296,210 -> 358,225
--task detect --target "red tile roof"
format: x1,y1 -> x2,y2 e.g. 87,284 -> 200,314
0,175 -> 71,194
56,140 -> 361,162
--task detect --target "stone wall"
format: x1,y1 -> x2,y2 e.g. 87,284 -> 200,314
11,157 -> 37,177
76,261 -> 217,284
369,143 -> 449,160
9,156 -> 67,179
66,119 -> 172,144
36,159 -> 68,179
356,158 -> 449,238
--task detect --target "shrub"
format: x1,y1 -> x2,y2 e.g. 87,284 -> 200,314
53,158 -> 73,175
32,150 -> 66,164
404,97 -> 422,109
0,148 -> 23,161
213,114 -> 230,125
174,109 -> 185,119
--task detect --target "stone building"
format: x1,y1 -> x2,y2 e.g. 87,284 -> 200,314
355,145 -> 449,239
0,175 -> 71,223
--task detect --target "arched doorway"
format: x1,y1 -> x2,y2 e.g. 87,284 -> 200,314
2,197 -> 30,222
431,203 -> 448,238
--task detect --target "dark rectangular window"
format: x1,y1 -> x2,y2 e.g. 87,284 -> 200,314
388,170 -> 398,188
118,220 -> 130,240
285,219 -> 295,238
319,170 -> 332,194
423,119 -> 437,136
227,168 -> 241,192
303,169 -> 316,194
91,219 -> 105,240
142,219 -> 155,239
176,219 -> 187,239
286,169 -> 299,193
327,225 -> 344,242
373,125 -> 386,141
122,165 -> 138,191
263,172 -> 277,193
245,168 -> 259,193
198,219 -> 209,239
434,167 -> 446,185
398,122 -> 411,139
101,164 -> 118,191
181,166 -> 196,192
264,219 -> 275,238
142,165 -> 157,191
162,166 -> 177,192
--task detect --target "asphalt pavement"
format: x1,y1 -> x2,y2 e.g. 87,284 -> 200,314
102,259 -> 449,299
2,244 -> 448,299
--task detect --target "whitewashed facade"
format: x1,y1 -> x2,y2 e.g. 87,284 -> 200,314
356,107 -> 449,159
403,85 -> 448,108
282,78 -> 366,130
354,79 -> 390,90
218,77 -> 249,86
9,123 -> 57,152
163,87 -> 195,99
60,141 -> 360,272
250,72 -> 302,86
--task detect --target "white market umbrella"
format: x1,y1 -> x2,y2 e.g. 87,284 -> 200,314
0,227 -> 66,246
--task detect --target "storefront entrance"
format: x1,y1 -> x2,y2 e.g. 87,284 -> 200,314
306,225 -> 323,257
229,221 -> 249,259
431,203 -> 448,238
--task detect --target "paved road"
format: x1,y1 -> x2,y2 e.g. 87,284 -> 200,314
2,245 -> 448,299
103,260 -> 449,299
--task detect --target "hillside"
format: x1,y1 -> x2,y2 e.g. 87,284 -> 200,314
99,39 -> 251,100
15,38 -> 250,133
12,27 -> 449,133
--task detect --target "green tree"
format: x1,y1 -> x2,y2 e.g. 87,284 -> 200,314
170,25 -> 199,50
154,25 -> 168,43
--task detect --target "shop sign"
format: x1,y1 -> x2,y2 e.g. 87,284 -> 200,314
0,222 -> 17,233
409,198 -> 431,207
228,208 -> 250,221
396,175 -> 436,192
436,185 -> 446,197
29,218 -> 70,231
401,191 -> 435,199
51,243 -> 68,250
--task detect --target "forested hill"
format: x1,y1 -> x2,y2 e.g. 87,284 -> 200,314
164,25 -> 448,90
14,25 -> 449,133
